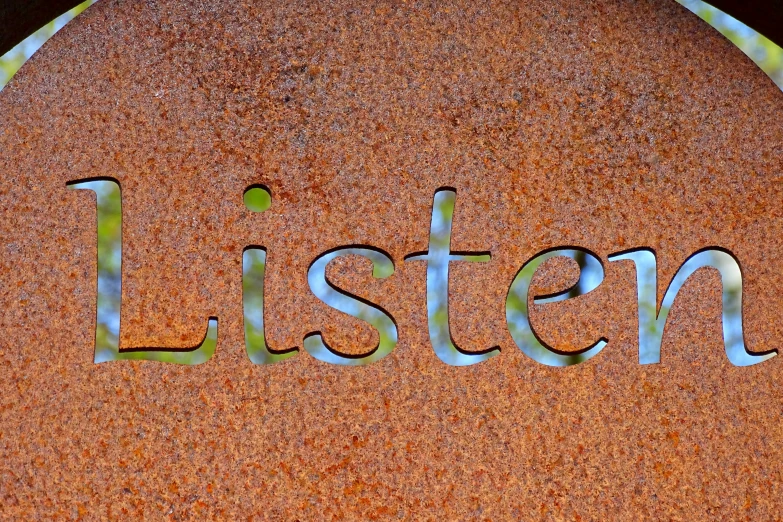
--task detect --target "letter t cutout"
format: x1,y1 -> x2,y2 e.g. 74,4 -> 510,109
406,188 -> 500,366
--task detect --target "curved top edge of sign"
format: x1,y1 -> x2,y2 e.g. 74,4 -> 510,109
1,0 -> 782,57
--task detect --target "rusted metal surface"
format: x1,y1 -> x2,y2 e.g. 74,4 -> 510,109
4,1 -> 783,57
2,0 -> 783,518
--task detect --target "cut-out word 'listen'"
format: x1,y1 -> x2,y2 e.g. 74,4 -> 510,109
67,180 -> 776,368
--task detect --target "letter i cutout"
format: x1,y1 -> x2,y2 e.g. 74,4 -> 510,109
242,185 -> 298,364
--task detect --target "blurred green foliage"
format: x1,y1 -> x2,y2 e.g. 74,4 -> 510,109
244,187 -> 272,213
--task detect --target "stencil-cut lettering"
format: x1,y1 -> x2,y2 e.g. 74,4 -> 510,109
506,248 -> 608,367
68,178 -> 217,364
405,188 -> 500,366
243,185 -> 272,213
67,180 -> 777,368
609,248 -> 776,366
243,247 -> 300,364
305,247 -> 398,365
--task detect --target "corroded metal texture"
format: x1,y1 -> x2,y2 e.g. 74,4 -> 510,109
2,0 -> 783,518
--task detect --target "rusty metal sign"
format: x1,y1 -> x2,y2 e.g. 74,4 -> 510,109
2,0 -> 783,518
